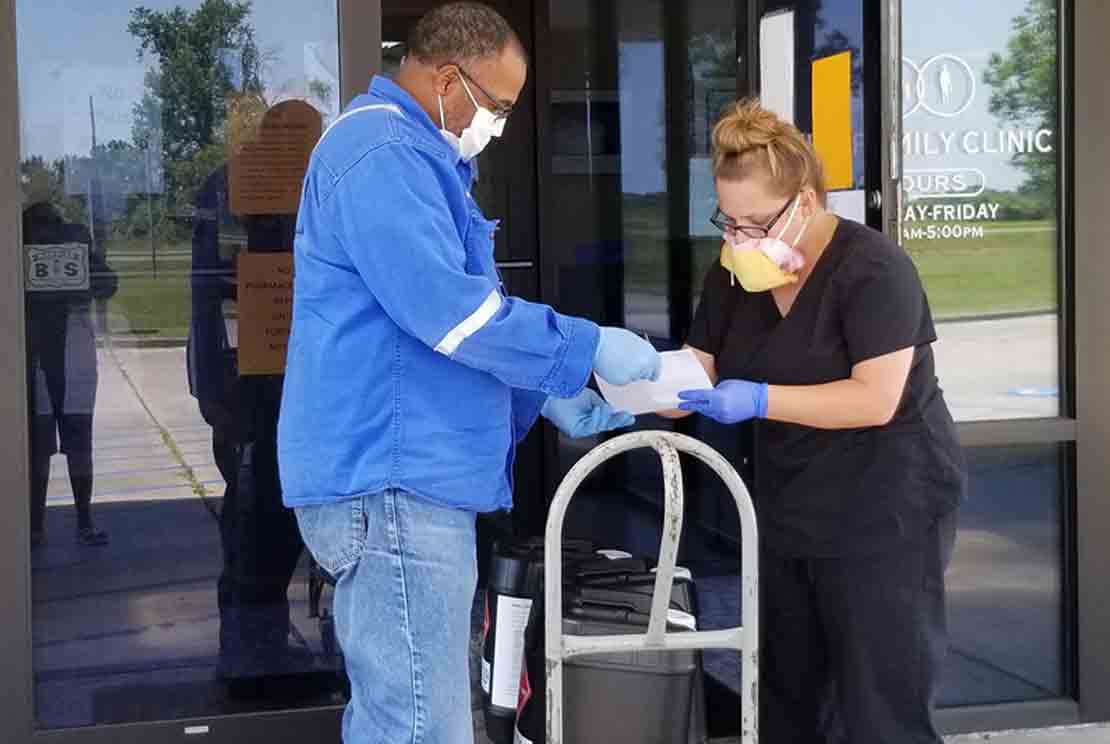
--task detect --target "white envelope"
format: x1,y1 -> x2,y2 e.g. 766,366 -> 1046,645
596,349 -> 713,416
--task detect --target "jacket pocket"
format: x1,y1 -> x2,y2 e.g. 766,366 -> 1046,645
294,497 -> 368,578
463,209 -> 502,288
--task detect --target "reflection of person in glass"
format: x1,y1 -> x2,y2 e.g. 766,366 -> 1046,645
188,119 -> 311,686
24,200 -> 117,548
669,100 -> 966,744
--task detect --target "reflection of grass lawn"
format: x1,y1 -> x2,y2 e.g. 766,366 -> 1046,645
907,221 -> 1056,319
105,240 -> 194,339
100,213 -> 1057,339
108,267 -> 192,339
622,195 -> 1057,320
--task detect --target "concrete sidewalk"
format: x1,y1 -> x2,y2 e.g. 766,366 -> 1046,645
948,725 -> 1110,743
705,727 -> 1110,744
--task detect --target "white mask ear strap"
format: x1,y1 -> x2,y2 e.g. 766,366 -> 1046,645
437,95 -> 447,130
459,75 -> 481,109
792,216 -> 811,248
774,196 -> 801,242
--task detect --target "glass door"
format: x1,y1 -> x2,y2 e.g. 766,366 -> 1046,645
8,0 -> 356,739
533,0 -> 887,736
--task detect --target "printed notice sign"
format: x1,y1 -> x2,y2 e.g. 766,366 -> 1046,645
237,253 -> 294,376
229,99 -> 322,216
26,243 -> 90,292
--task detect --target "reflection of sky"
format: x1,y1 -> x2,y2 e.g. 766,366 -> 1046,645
815,0 -> 866,190
17,0 -> 339,161
816,0 -> 861,48
619,42 -> 667,195
903,0 -> 1051,192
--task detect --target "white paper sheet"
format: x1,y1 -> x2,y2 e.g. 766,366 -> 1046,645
596,349 -> 713,416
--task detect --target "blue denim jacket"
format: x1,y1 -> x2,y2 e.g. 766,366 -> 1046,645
278,77 -> 599,511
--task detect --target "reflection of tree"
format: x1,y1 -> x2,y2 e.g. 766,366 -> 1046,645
308,79 -> 334,113
129,1 -> 262,159
128,0 -> 264,225
20,156 -> 88,226
21,141 -> 178,243
689,29 -> 736,81
82,140 -> 168,240
984,0 -> 1056,202
688,30 -> 736,155
814,1 -> 862,94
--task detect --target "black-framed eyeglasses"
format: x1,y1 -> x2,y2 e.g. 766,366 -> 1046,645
447,63 -> 514,121
710,198 -> 794,239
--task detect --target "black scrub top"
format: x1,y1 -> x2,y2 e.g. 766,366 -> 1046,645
688,218 -> 965,558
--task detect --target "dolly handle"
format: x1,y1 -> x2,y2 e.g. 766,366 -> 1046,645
543,430 -> 760,744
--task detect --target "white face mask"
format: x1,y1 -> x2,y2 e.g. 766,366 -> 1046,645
438,75 -> 506,161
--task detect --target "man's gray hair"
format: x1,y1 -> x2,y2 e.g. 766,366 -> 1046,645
408,2 -> 526,65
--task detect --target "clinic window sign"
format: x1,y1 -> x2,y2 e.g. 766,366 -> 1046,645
900,50 -> 1055,242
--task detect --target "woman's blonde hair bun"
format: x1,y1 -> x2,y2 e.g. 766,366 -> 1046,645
712,98 -> 827,202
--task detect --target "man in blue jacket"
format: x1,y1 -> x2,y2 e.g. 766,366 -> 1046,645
277,3 -> 659,742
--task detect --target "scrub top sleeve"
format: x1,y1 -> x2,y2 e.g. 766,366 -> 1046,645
840,245 -> 937,366
688,263 -> 731,356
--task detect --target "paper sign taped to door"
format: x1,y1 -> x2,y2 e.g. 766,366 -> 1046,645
229,99 -> 322,216
237,253 -> 294,375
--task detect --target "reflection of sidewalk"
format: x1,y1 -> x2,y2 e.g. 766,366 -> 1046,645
933,313 -> 1058,421
44,346 -> 220,506
33,343 -> 1072,731
624,290 -> 1058,422
718,728 -> 1110,743
949,727 -> 1110,743
33,345 -> 333,729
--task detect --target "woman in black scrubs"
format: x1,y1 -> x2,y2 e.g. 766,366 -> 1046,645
671,100 -> 966,743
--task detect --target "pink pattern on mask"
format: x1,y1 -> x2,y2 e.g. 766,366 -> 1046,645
756,236 -> 806,273
726,233 -> 805,273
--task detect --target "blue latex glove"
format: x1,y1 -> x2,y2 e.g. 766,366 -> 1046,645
678,380 -> 769,424
594,328 -> 663,386
542,389 -> 635,438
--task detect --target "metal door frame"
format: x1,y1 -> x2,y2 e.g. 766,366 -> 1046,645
1073,0 -> 1110,725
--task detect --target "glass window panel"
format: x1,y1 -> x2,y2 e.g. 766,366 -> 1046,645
545,1 -> 745,339
18,0 -> 340,729
902,0 -> 1061,421
943,444 -> 1068,705
560,442 -> 1068,715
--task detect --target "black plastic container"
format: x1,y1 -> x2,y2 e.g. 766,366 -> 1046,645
482,538 -> 646,743
513,574 -> 706,744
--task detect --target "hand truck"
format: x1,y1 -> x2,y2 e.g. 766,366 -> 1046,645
543,431 -> 759,744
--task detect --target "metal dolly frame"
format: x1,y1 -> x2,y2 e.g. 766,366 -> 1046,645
544,431 -> 759,744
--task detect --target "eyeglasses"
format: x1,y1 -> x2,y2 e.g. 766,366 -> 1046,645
448,64 -> 514,121
710,198 -> 794,239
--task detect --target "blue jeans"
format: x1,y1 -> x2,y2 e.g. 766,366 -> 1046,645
295,490 -> 478,744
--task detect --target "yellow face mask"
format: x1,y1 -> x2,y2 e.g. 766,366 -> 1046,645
718,195 -> 809,292
720,242 -> 799,293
